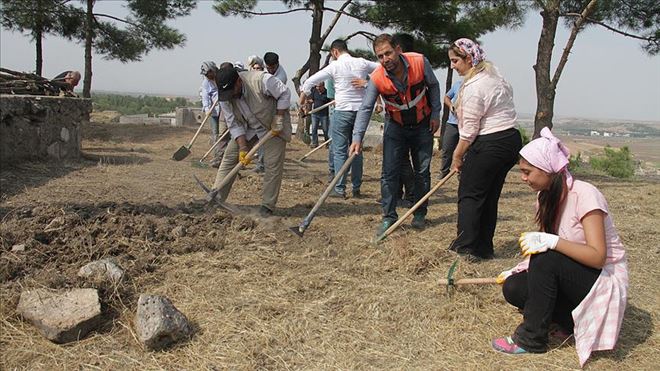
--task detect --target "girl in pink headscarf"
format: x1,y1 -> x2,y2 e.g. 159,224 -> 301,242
492,127 -> 628,368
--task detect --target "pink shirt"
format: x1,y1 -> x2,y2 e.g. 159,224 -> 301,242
457,70 -> 517,143
511,180 -> 628,366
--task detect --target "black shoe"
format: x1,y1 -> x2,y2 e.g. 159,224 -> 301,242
210,161 -> 221,169
411,215 -> 425,230
352,189 -> 363,198
329,190 -> 346,199
253,166 -> 265,174
259,205 -> 273,217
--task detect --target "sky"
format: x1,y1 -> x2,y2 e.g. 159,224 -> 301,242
1,0 -> 659,122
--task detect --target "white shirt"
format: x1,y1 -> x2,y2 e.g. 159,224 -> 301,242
302,53 -> 379,111
220,73 -> 291,140
458,70 -> 517,143
200,78 -> 219,116
272,65 -> 288,84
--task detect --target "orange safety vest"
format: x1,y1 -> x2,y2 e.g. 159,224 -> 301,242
370,52 -> 431,126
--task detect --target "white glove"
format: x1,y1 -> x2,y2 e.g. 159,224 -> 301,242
271,114 -> 284,136
519,232 -> 560,256
496,268 -> 515,284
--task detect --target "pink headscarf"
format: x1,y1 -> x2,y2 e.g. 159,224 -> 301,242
454,38 -> 486,66
520,127 -> 574,188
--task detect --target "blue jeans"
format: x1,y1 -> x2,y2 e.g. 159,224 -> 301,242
310,113 -> 329,146
381,119 -> 433,222
327,110 -> 335,176
331,110 -> 362,194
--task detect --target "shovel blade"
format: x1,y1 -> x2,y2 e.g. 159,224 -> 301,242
288,226 -> 305,237
172,146 -> 191,161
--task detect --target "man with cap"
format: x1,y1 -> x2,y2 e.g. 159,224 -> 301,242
349,33 -> 441,236
199,61 -> 227,167
211,64 -> 292,217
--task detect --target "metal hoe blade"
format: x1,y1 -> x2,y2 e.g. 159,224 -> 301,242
172,146 -> 191,161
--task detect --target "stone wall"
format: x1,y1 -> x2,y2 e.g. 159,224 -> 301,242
0,95 -> 91,163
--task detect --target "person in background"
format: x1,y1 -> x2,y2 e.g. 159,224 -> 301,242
439,79 -> 462,178
53,70 -> 81,92
247,55 -> 265,71
264,52 -> 288,84
350,33 -> 441,235
493,127 -> 628,368
211,64 -> 292,217
448,38 -> 522,260
308,81 -> 332,148
299,39 -> 379,199
199,61 -> 227,167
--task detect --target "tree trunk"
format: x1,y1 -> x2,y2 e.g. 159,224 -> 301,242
82,0 -> 94,98
296,0 -> 325,143
35,30 -> 43,76
533,4 -> 560,138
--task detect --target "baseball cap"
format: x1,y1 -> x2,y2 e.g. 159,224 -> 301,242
215,66 -> 240,101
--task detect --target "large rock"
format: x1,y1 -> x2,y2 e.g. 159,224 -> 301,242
17,288 -> 102,343
78,258 -> 124,283
135,295 -> 193,350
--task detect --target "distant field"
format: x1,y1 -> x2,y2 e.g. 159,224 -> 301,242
559,135 -> 660,166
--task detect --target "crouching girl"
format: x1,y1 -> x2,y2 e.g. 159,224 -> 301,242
492,127 -> 628,367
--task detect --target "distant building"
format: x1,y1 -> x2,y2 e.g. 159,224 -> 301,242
590,130 -> 601,136
603,132 -> 613,137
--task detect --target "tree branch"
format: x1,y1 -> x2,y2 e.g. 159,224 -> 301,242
551,0 -> 597,90
224,7 -> 310,16
319,0 -> 352,44
93,13 -> 139,28
562,12 -> 659,42
344,30 -> 376,42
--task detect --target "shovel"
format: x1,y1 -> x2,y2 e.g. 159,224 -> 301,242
172,99 -> 219,161
199,129 -> 230,163
205,131 -> 276,204
375,169 -> 457,243
289,153 -> 357,237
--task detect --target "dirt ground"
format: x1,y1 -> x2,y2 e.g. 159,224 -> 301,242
1,120 -> 658,370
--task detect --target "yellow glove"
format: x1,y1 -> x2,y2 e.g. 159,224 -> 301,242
496,269 -> 515,284
239,150 -> 251,166
270,114 -> 285,136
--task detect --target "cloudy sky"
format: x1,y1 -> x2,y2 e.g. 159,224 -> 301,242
1,1 -> 658,121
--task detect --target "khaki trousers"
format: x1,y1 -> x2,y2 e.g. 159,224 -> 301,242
212,134 -> 286,210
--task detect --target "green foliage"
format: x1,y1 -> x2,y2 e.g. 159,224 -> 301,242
589,145 -> 636,178
92,94 -> 190,116
518,125 -> 530,146
569,152 -> 583,171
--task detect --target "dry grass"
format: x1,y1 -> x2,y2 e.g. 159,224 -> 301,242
1,122 -> 658,370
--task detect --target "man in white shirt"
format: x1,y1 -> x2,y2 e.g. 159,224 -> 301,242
299,39 -> 379,198
211,64 -> 292,217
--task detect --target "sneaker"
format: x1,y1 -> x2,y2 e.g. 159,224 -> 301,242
329,190 -> 346,199
327,173 -> 335,183
375,219 -> 395,237
253,166 -> 265,174
259,205 -> 273,217
411,215 -> 425,230
352,189 -> 363,198
491,336 -> 528,355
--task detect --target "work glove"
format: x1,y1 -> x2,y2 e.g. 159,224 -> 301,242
271,114 -> 285,136
519,232 -> 560,256
239,150 -> 251,166
496,268 -> 515,284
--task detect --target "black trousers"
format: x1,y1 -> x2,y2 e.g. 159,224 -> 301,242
396,151 -> 415,202
453,128 -> 521,258
504,251 -> 601,352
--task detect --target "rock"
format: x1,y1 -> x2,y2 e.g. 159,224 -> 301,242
171,225 -> 187,238
11,243 -> 26,252
17,288 -> 102,343
135,295 -> 193,350
78,259 -> 124,283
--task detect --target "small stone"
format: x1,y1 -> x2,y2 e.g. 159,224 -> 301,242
60,127 -> 70,142
135,294 -> 193,350
78,259 -> 124,283
171,226 -> 187,238
17,288 -> 102,343
11,244 -> 26,252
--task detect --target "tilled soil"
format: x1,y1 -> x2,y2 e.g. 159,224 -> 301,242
1,121 -> 658,370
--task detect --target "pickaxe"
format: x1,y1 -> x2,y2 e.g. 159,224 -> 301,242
374,169 -> 457,243
289,153 -> 357,237
441,258 -> 498,296
196,131 -> 275,205
192,175 -> 240,214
